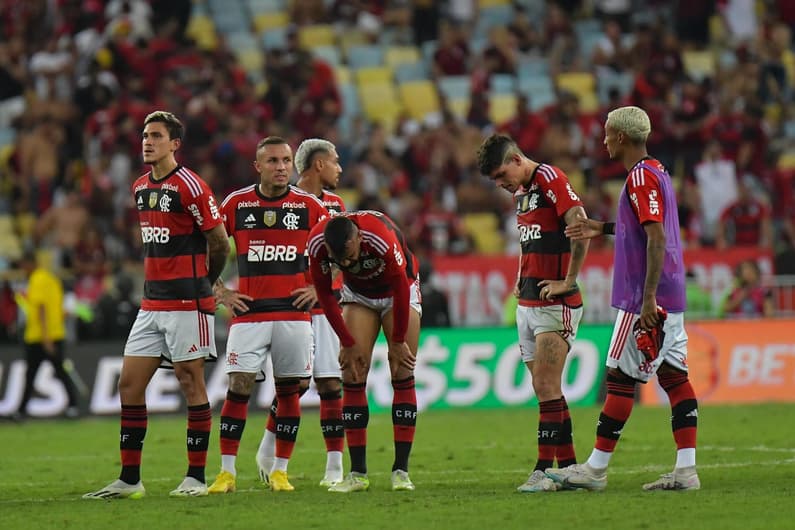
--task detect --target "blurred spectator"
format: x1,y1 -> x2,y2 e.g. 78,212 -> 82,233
592,19 -> 631,76
290,0 -> 328,26
14,249 -> 80,419
419,261 -> 450,328
719,259 -> 775,317
0,39 -> 27,128
16,114 -> 67,214
91,267 -> 138,339
593,0 -> 632,32
673,0 -> 714,47
685,269 -> 714,319
497,95 -> 547,156
34,186 -> 90,269
693,139 -> 738,244
716,177 -> 773,249
29,36 -> 75,102
432,22 -> 470,77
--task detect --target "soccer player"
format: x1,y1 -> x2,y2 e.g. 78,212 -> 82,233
308,211 -> 420,492
255,138 -> 347,487
547,106 -> 700,491
207,136 -> 328,494
476,134 -> 590,493
84,111 -> 230,499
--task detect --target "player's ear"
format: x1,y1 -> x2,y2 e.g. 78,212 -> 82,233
171,138 -> 181,152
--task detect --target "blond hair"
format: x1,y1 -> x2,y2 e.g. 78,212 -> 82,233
606,106 -> 651,144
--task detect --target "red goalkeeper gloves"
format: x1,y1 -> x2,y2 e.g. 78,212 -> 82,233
633,307 -> 667,362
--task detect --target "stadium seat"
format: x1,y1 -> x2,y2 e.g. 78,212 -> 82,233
355,66 -> 394,86
517,57 -> 549,80
237,49 -> 264,77
462,212 -> 505,254
421,40 -> 438,63
385,46 -> 421,69
597,70 -> 634,103
339,30 -> 369,54
246,0 -> 286,14
186,14 -> 218,50
394,61 -> 429,84
262,28 -> 287,50
778,151 -> 795,169
682,50 -> 716,83
446,97 -> 471,121
556,72 -> 599,112
399,80 -> 441,121
226,31 -> 258,54
359,82 -> 402,128
488,93 -> 518,124
490,74 -> 516,94
312,45 -> 341,66
299,24 -> 336,49
437,76 -> 471,100
253,11 -> 288,34
476,5 -> 514,32
479,0 -> 510,6
334,66 -> 352,85
335,188 -> 361,208
347,45 -> 384,69
0,126 -> 17,148
517,77 -> 557,111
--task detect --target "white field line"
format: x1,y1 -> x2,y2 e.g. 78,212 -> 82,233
1,457 -> 794,504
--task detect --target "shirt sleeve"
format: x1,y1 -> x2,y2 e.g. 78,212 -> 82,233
379,226 -> 410,343
539,167 -> 583,218
310,247 -> 356,347
626,166 -> 664,224
187,181 -> 223,232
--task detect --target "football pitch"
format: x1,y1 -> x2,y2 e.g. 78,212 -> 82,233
1,403 -> 793,530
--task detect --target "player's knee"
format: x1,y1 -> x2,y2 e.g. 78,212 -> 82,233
315,377 -> 341,395
298,377 -> 311,393
606,367 -> 636,385
174,367 -> 202,397
228,373 -> 255,396
531,372 -> 561,401
118,373 -> 145,402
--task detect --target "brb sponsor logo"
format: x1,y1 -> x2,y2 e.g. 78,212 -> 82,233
141,226 -> 170,243
248,244 -> 298,262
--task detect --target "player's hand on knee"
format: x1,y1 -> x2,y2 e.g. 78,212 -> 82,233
389,341 -> 416,371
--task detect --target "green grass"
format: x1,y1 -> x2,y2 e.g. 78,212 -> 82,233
1,404 -> 793,530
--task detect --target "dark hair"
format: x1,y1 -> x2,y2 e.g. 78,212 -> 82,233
256,136 -> 289,151
324,216 -> 356,259
476,134 -> 519,176
143,111 -> 184,140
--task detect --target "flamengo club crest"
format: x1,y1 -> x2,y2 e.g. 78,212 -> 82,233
263,211 -> 277,227
148,192 -> 158,208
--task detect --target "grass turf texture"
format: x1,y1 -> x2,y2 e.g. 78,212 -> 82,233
1,404 -> 793,530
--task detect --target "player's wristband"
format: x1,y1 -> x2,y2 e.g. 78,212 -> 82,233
603,222 -> 615,235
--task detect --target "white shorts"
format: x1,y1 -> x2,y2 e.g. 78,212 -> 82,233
516,304 -> 583,362
311,313 -> 341,379
225,321 -> 312,379
606,310 -> 689,383
340,278 -> 422,318
124,310 -> 216,367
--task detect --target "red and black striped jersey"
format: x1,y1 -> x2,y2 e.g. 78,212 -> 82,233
318,190 -> 346,216
310,190 -> 346,315
307,210 -> 418,347
221,184 -> 328,323
514,164 -> 583,307
133,165 -> 222,313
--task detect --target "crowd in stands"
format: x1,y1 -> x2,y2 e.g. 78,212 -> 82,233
0,0 -> 794,339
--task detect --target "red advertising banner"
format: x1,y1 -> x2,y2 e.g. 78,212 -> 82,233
431,247 -> 773,326
639,319 -> 795,404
